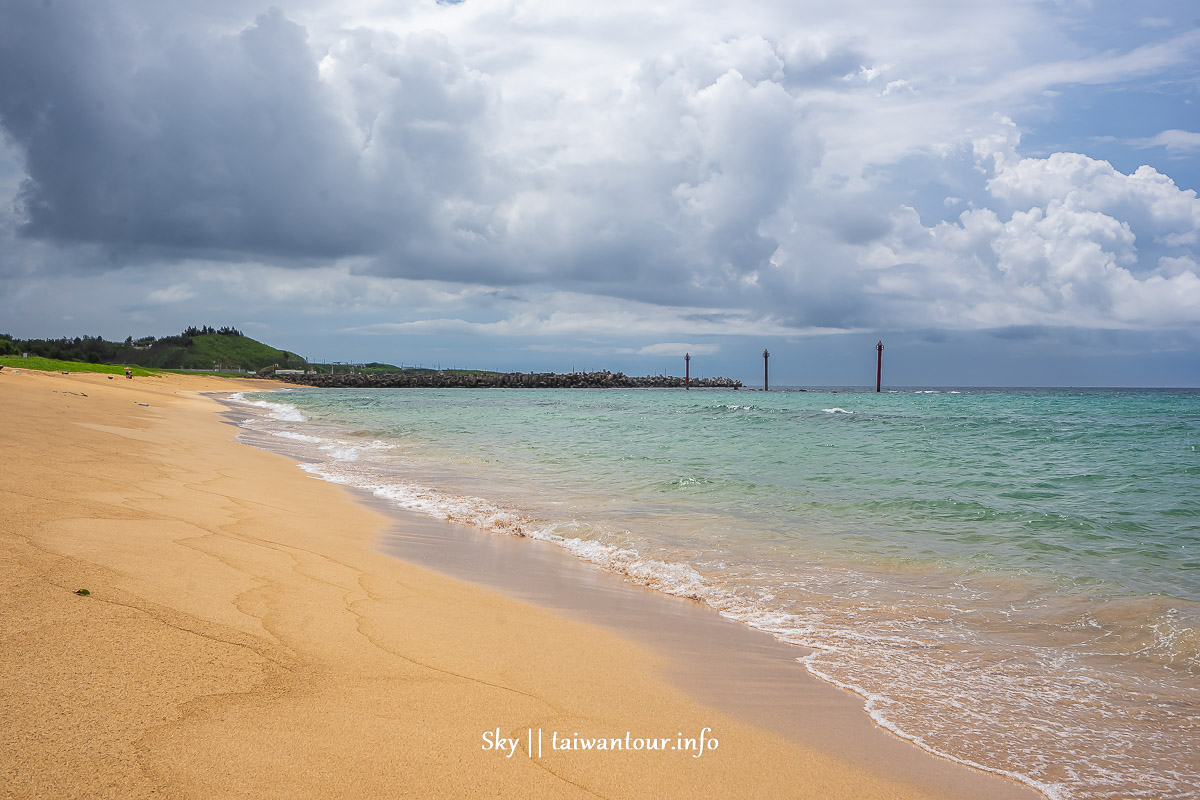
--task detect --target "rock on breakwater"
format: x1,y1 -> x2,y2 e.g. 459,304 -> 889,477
271,370 -> 742,390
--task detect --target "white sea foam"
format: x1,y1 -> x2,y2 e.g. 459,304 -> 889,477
271,430 -> 323,444
227,391 -> 307,422
823,407 -> 853,414
322,439 -> 393,462
259,423 -> 393,462
297,460 -> 721,605
798,656 -> 1066,800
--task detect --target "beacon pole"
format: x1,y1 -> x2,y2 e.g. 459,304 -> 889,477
876,340 -> 884,393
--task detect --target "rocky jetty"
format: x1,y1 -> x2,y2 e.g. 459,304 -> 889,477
271,370 -> 741,390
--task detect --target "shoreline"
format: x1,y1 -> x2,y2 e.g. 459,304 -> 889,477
2,368 -> 1039,798
367,498 -> 1045,800
224,385 -> 1048,799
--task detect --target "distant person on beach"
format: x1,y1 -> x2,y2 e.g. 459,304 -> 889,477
125,366 -> 132,379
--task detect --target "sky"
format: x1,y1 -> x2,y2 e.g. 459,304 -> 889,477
1,0 -> 1198,386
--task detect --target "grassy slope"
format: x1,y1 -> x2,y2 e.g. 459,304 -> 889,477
0,356 -> 155,376
134,334 -> 306,371
179,333 -> 304,370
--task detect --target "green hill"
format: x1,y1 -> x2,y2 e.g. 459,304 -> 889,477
0,329 -> 307,372
131,333 -> 306,371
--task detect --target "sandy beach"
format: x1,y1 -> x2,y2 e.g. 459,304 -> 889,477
0,368 -> 1041,799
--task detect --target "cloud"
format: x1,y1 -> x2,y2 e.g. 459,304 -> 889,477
146,284 -> 196,304
0,2 -> 496,269
856,137 -> 1200,329
986,149 -> 1200,250
0,0 -> 1197,360
1130,129 -> 1200,156
980,28 -> 1200,101
632,342 -> 720,356
340,295 -> 830,340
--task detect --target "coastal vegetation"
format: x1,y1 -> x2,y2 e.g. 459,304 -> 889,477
0,330 -> 740,387
0,329 -> 306,372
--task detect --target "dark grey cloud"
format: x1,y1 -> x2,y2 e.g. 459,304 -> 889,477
987,325 -> 1050,341
0,1 -> 496,267
0,1 -> 820,312
5,4 -> 339,254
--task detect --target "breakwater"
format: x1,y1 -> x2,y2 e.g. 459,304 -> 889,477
272,370 -> 741,389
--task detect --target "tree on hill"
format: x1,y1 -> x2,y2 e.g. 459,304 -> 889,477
181,325 -> 243,337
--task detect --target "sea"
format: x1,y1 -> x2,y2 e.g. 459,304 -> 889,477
222,386 -> 1199,800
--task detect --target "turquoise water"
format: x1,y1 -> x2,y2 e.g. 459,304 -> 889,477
227,387 -> 1199,800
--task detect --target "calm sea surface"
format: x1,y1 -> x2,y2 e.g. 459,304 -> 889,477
226,387 -> 1199,800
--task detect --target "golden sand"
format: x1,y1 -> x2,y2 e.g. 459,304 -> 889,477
0,368 -> 1040,798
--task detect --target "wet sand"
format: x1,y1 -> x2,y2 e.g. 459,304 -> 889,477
372,508 -> 1041,799
0,367 -> 1041,798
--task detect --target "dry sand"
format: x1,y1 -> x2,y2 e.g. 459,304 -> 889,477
0,368 -> 1041,799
